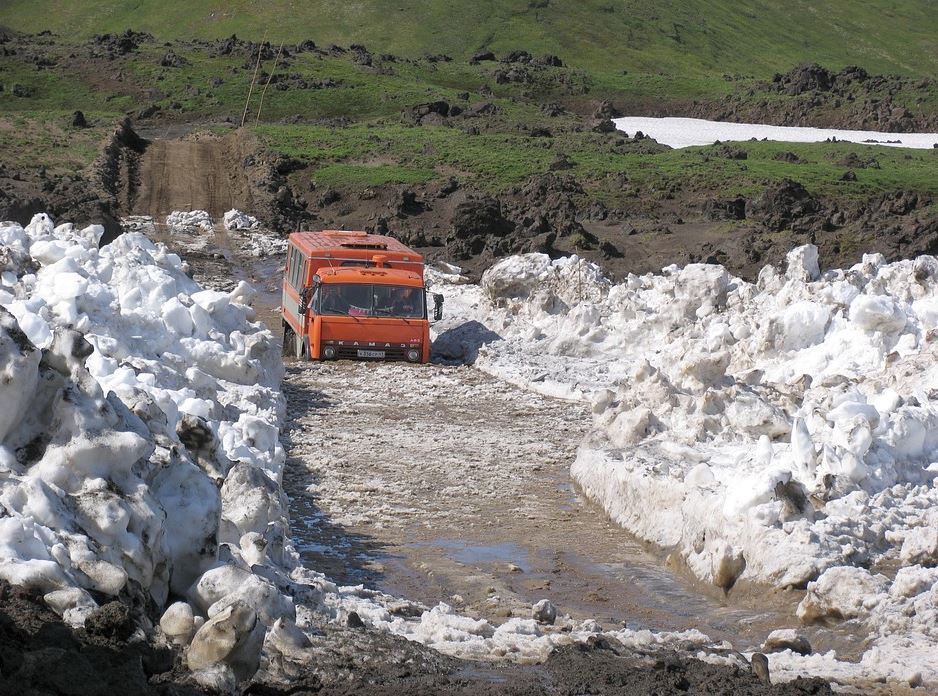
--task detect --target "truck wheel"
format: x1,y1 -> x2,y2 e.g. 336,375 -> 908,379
293,332 -> 307,359
282,324 -> 295,357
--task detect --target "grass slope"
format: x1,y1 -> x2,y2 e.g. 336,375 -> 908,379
2,1 -> 938,78
259,122 -> 938,203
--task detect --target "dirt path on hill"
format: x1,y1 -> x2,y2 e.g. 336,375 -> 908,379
132,135 -> 254,218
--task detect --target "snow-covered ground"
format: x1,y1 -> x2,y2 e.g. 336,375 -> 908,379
613,116 -> 938,149
431,249 -> 938,689
0,214 -> 742,690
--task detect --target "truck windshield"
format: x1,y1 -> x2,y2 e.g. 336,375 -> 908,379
316,284 -> 425,319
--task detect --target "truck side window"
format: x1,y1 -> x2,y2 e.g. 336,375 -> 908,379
288,248 -> 306,289
287,247 -> 297,288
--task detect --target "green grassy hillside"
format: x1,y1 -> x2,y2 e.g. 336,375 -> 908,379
2,0 -> 938,78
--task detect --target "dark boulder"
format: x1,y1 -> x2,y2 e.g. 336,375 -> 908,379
395,189 -> 426,217
751,179 -> 821,231
548,153 -> 575,171
452,198 -> 514,239
591,118 -> 617,134
593,100 -> 622,119
502,49 -> 533,64
716,145 -> 747,160
159,51 -> 188,68
470,50 -> 496,64
465,101 -> 498,117
537,54 -> 564,67
772,151 -> 804,164
837,152 -> 880,169
403,101 -> 450,124
600,240 -> 622,258
706,198 -> 747,221
776,63 -> 835,95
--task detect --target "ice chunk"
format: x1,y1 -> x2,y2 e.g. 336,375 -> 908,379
160,601 -> 197,645
0,309 -> 41,441
167,210 -> 213,233
797,567 -> 889,623
223,210 -> 259,231
899,520 -> 938,567
786,245 -> 820,282
187,601 -> 264,681
849,295 -> 906,333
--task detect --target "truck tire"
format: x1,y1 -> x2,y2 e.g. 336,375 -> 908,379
294,333 -> 307,359
282,323 -> 295,357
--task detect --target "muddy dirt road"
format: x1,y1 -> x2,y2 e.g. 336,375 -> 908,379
133,135 -> 253,219
280,361 -> 855,656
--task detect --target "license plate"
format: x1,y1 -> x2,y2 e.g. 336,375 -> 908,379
357,349 -> 385,358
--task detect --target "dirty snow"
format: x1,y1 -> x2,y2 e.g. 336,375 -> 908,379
167,209 -> 214,233
613,116 -> 938,149
223,209 -> 260,232
430,249 -> 938,688
7,208 -> 935,689
224,209 -> 287,257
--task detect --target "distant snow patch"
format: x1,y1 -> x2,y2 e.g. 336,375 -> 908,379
613,116 -> 938,149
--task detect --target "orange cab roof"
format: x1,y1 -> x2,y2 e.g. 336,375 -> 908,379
291,230 -> 421,257
317,266 -> 425,286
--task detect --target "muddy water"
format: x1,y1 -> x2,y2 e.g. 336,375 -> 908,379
372,475 -> 861,659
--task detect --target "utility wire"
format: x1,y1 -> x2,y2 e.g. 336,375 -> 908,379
255,41 -> 285,127
241,35 -> 268,128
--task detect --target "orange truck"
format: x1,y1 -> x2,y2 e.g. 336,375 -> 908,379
281,230 -> 443,363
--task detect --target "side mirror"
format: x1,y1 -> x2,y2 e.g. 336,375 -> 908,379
299,286 -> 313,314
433,293 -> 444,321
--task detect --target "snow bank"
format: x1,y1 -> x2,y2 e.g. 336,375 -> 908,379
0,214 -> 733,689
241,234 -> 288,259
431,248 -> 938,687
0,214 -> 285,658
613,116 -> 938,149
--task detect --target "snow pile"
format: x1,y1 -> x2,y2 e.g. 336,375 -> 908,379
768,564 -> 938,687
0,214 -> 286,663
0,214 -> 740,689
223,209 -> 260,232
432,248 -> 938,686
166,210 -> 214,233
223,209 -> 287,258
222,210 -> 286,258
241,234 -> 288,259
612,116 -> 938,149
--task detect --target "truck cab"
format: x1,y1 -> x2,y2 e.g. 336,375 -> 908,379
281,230 -> 441,363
